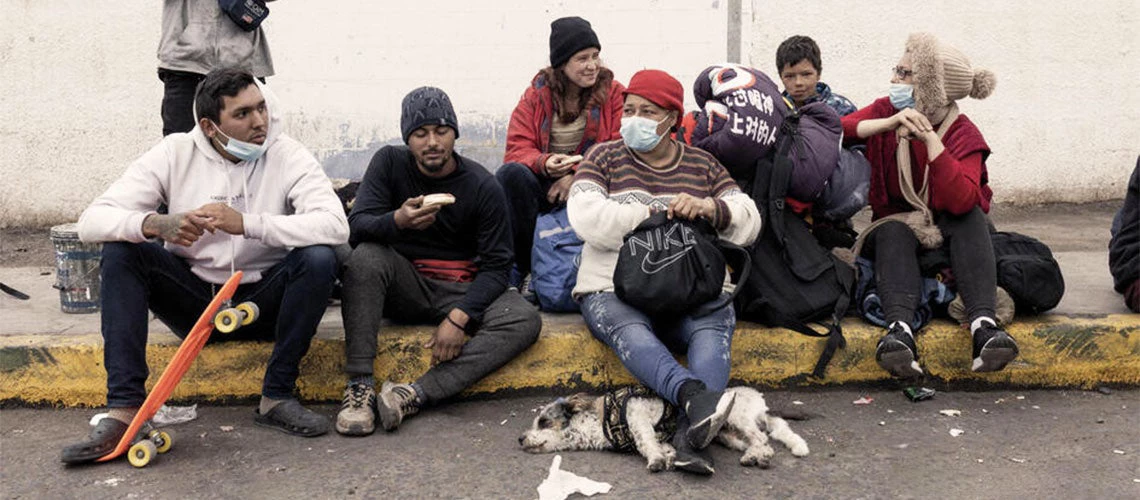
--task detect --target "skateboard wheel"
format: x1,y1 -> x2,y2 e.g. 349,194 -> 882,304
235,302 -> 260,326
155,430 -> 173,454
128,440 -> 157,468
215,308 -> 240,333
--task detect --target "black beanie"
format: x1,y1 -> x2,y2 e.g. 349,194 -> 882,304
400,86 -> 459,143
549,17 -> 600,68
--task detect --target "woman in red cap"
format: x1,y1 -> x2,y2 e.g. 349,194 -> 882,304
567,69 -> 761,475
495,16 -> 625,290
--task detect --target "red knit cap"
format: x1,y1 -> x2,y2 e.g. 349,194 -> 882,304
623,69 -> 684,118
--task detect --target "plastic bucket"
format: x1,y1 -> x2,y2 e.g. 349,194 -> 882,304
50,223 -> 102,313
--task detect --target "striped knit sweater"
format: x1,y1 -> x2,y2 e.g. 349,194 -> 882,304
567,139 -> 761,297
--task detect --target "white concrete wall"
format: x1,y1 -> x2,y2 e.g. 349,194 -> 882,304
2,0 -> 1137,228
0,0 -> 727,228
742,0 -> 1140,205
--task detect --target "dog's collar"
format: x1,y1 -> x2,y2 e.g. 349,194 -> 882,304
601,386 -> 678,453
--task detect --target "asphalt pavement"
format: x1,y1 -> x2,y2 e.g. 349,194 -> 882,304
2,388 -> 1138,499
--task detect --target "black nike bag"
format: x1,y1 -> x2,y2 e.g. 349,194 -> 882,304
735,110 -> 855,378
615,212 -> 750,319
990,231 -> 1064,314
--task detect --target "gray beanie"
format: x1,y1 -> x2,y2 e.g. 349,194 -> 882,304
400,86 -> 458,143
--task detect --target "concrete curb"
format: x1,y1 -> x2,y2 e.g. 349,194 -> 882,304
1,314 -> 1138,407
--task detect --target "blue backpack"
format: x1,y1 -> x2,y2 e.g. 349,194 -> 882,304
530,208 -> 583,312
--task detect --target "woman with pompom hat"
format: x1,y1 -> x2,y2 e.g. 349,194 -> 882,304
842,33 -> 1018,378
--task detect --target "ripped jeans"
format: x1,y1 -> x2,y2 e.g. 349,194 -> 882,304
580,292 -> 735,406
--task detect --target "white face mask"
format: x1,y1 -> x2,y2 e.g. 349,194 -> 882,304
889,83 -> 916,110
620,115 -> 669,152
211,122 -> 267,162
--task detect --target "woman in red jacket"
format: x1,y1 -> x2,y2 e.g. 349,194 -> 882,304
495,16 -> 624,287
842,33 -> 1018,378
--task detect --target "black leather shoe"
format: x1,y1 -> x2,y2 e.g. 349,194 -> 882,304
672,414 -> 714,475
254,399 -> 330,437
61,417 -> 129,464
684,390 -> 736,450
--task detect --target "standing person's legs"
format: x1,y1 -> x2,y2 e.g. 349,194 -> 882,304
158,69 -> 206,136
866,221 -> 925,377
938,208 -> 1018,371
225,245 -> 337,436
337,243 -> 439,435
494,162 -> 552,285
62,241 -> 213,463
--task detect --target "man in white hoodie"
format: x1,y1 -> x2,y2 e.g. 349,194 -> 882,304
61,68 -> 349,464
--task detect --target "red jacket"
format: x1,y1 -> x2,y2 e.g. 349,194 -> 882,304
504,72 -> 625,176
842,97 -> 992,220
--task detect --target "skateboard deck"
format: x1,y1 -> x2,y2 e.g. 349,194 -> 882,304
96,271 -> 243,464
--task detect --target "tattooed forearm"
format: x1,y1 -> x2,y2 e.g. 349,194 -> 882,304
143,214 -> 183,241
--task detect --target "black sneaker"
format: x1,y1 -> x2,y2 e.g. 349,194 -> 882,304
254,399 -> 330,437
684,390 -> 736,450
61,417 -> 129,464
875,324 -> 924,378
672,414 -> 714,475
972,325 -> 1019,372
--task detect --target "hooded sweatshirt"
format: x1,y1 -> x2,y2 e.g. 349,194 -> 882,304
78,81 -> 348,284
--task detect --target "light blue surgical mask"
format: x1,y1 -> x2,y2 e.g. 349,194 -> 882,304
211,122 -> 267,162
620,116 -> 668,152
888,83 -> 915,110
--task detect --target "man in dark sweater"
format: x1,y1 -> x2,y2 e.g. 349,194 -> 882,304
1110,157 -> 1140,312
336,87 -> 541,436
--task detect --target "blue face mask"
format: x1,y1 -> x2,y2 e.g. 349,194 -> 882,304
620,116 -> 668,152
888,83 -> 915,110
211,122 -> 267,162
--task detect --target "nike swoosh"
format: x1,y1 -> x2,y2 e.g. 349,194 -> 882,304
641,247 -> 693,275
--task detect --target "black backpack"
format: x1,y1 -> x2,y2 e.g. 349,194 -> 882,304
615,212 -> 751,319
735,109 -> 856,378
990,231 -> 1065,314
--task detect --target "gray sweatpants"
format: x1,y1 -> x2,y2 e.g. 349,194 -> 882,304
341,243 -> 541,403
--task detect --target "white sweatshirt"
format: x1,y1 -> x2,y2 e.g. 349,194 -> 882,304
78,84 -> 348,284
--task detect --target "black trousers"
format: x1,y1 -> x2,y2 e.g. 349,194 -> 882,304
865,207 -> 996,327
101,242 -> 337,406
158,68 -> 206,136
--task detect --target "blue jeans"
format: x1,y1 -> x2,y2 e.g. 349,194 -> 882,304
495,162 -> 559,283
580,292 -> 735,406
100,241 -> 337,407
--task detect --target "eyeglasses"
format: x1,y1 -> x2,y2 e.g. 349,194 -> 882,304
893,66 -> 914,79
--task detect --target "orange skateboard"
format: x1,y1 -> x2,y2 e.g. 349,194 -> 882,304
96,271 -> 259,467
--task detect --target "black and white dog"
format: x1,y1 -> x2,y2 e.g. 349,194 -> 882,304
519,386 -> 809,472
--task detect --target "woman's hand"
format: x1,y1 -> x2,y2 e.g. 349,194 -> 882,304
544,154 -> 581,178
668,193 -> 716,221
892,108 -> 933,139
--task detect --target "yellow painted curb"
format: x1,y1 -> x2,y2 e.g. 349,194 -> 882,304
1,314 -> 1137,407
